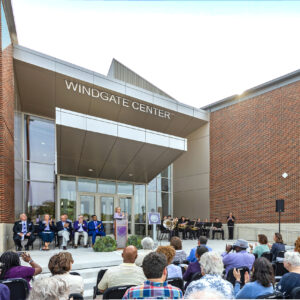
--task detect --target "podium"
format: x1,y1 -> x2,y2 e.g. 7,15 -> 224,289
114,218 -> 128,249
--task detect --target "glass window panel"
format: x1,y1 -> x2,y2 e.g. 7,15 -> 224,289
24,115 -> 55,164
161,166 -> 171,178
80,195 -> 94,221
157,192 -> 170,218
119,196 -> 132,222
135,224 -> 146,236
98,180 -> 116,194
102,223 -> 113,235
78,178 -> 97,193
134,185 -> 146,223
101,196 -> 114,222
118,183 -> 133,195
147,191 -> 156,213
161,178 -> 170,192
25,162 -> 54,182
60,176 -> 76,221
147,178 -> 156,192
25,181 -> 55,221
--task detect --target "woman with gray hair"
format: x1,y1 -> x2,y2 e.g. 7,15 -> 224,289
135,237 -> 154,267
29,276 -> 69,300
184,251 -> 234,299
277,251 -> 300,297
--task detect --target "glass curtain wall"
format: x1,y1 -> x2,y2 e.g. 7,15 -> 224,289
24,115 -> 55,221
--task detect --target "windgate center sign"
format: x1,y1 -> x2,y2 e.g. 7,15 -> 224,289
65,80 -> 172,120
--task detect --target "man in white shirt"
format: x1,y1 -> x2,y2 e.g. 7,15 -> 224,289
73,215 -> 88,248
98,246 -> 146,292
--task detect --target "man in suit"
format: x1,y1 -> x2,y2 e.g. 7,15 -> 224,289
13,213 -> 36,251
88,215 -> 105,246
73,215 -> 88,248
56,214 -> 73,250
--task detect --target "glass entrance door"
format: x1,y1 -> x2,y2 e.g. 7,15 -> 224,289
79,195 -> 95,220
100,196 -> 114,234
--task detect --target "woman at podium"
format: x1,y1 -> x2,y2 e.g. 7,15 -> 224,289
114,207 -> 126,220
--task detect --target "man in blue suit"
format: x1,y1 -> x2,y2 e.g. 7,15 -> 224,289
56,214 -> 73,250
88,215 -> 106,246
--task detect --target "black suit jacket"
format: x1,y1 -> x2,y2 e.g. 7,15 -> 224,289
56,220 -> 73,233
13,220 -> 35,239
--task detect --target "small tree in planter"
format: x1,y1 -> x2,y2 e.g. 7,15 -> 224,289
127,235 -> 142,249
93,236 -> 117,252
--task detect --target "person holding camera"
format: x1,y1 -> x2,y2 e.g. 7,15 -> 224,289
221,239 -> 255,276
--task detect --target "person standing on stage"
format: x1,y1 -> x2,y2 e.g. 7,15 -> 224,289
178,216 -> 188,240
227,212 -> 236,240
114,207 -> 126,220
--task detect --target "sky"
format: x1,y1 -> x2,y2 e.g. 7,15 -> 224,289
12,0 -> 300,108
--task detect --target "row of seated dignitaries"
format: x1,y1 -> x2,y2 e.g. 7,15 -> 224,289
13,213 -> 106,251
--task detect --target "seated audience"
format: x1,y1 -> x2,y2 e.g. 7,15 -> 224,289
39,214 -> 56,251
0,251 -> 42,286
156,246 -> 182,279
250,234 -> 270,257
13,213 -> 36,251
0,284 -> 10,300
56,214 -> 73,250
48,252 -> 84,295
295,237 -> 300,253
29,276 -> 69,300
234,257 -> 274,298
98,246 -> 146,293
277,252 -> 300,298
88,215 -> 106,246
123,252 -> 182,299
187,288 -> 224,299
135,237 -> 154,267
222,239 -> 255,275
187,236 -> 212,263
212,218 -> 224,240
170,236 -> 187,263
73,215 -> 88,248
183,246 -> 208,288
270,232 -> 285,262
184,251 -> 234,299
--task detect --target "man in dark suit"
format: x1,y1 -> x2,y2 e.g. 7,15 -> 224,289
88,215 -> 106,246
56,214 -> 73,250
13,213 -> 36,251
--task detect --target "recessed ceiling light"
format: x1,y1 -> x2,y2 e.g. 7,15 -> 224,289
128,173 -> 133,177
41,142 -> 45,145
88,168 -> 93,172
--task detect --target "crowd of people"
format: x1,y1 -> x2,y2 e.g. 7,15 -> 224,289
2,229 -> 300,299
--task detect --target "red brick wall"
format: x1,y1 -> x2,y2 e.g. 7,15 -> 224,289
0,22 -> 15,222
210,81 -> 300,223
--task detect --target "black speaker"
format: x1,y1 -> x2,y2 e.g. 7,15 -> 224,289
276,199 -> 284,212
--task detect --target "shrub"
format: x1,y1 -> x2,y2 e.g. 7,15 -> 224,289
93,236 -> 117,252
127,235 -> 142,249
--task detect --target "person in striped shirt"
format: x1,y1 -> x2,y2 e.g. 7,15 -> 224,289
122,252 -> 182,299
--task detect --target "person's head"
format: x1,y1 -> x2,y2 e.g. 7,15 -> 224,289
48,252 -> 74,275
60,215 -> 67,222
295,237 -> 300,253
251,257 -> 274,287
188,289 -> 224,299
167,215 -> 171,219
29,276 -> 69,300
215,218 -> 219,222
163,216 -> 167,220
205,218 -> 208,222
200,252 -> 224,276
197,218 -> 201,222
44,214 -> 50,221
170,236 -> 182,250
122,246 -> 138,263
156,246 -> 176,265
274,232 -> 283,244
258,234 -> 268,245
19,213 -> 27,221
181,216 -> 185,221
78,215 -> 83,222
198,236 -> 208,246
233,239 -> 249,252
115,207 -> 121,214
141,237 -> 154,250
283,252 -> 300,271
142,252 -> 168,281
229,212 -> 233,217
195,246 -> 209,261
0,251 -> 20,279
92,215 -> 97,221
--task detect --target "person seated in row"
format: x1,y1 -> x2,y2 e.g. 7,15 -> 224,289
0,251 -> 42,287
183,246 -> 208,289
98,246 -> 146,293
212,218 -> 224,240
234,257 -> 274,299
202,218 -> 211,238
277,251 -> 300,298
13,213 -> 36,251
39,214 -> 56,250
156,245 -> 182,279
48,252 -> 84,295
184,251 -> 234,299
123,252 -> 183,299
187,236 -> 212,263
249,234 -> 269,257
73,215 -> 88,248
56,214 -> 73,250
88,214 -> 106,247
170,236 -> 187,264
222,239 -> 255,276
135,237 -> 154,267
270,232 -> 285,262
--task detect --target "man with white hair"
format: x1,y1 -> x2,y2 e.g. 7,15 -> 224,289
187,289 -> 225,299
184,251 -> 234,299
277,251 -> 300,297
135,237 -> 154,266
